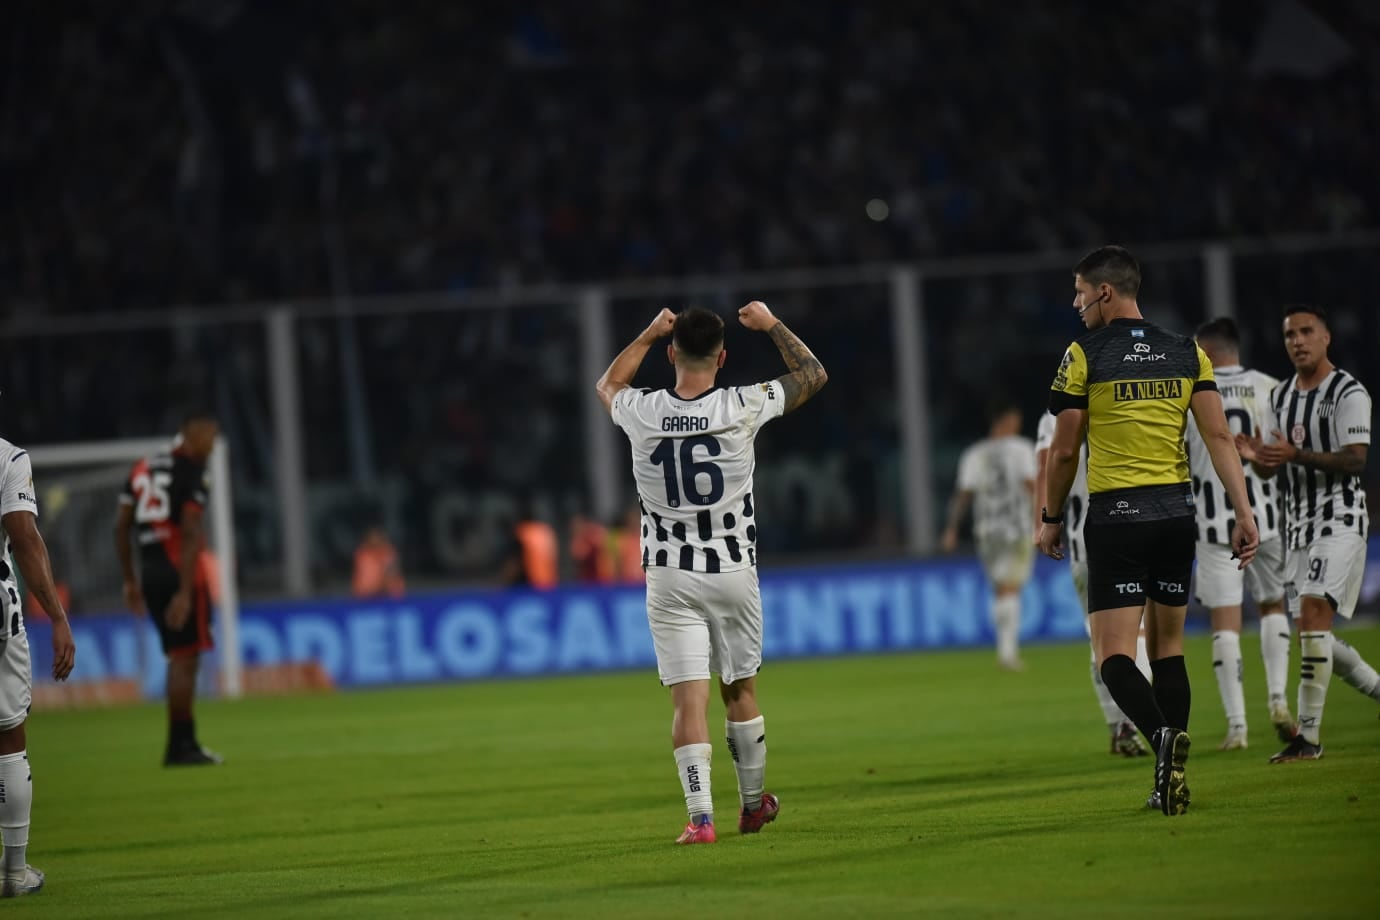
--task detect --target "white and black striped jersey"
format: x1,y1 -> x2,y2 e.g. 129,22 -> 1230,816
611,382 -> 785,573
1269,368 -> 1371,549
0,438 -> 38,637
1036,412 -> 1090,561
956,434 -> 1037,545
1185,365 -> 1282,545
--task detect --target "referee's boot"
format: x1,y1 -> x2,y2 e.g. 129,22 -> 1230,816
1153,727 -> 1191,816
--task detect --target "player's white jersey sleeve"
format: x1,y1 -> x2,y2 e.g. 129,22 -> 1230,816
612,383 -> 784,573
1336,382 -> 1372,447
1034,412 -> 1056,455
955,444 -> 981,493
1187,366 -> 1281,545
0,444 -> 37,519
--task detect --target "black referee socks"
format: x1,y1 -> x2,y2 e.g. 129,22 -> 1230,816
1150,655 -> 1191,732
1100,654 -> 1168,743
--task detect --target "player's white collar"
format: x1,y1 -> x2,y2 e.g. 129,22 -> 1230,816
1215,364 -> 1244,374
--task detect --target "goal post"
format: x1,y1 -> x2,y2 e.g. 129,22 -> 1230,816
26,436 -> 242,699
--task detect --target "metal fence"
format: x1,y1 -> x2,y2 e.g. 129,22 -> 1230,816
6,231 -> 1378,602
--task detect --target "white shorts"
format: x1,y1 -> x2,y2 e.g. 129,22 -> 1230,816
0,629 -> 32,731
1193,538 -> 1286,609
646,566 -> 763,686
977,539 -> 1035,589
1286,533 -> 1367,620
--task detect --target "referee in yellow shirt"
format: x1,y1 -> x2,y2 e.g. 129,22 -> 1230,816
1037,246 -> 1260,816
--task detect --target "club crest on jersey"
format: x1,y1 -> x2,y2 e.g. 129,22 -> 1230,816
1291,424 -> 1306,447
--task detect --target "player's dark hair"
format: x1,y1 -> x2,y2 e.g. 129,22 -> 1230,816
1194,317 -> 1240,349
1283,303 -> 1329,329
1073,245 -> 1141,297
985,395 -> 1020,425
672,307 -> 725,360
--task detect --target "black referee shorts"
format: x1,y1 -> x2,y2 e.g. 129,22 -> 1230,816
1084,516 -> 1196,613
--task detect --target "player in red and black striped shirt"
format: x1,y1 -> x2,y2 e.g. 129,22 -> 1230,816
114,411 -> 222,766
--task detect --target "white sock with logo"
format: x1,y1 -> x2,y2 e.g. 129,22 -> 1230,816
0,751 -> 31,880
673,743 -> 713,821
1212,631 -> 1247,732
1331,635 -> 1380,700
1297,632 -> 1333,745
1259,613 -> 1292,704
992,594 -> 1020,663
726,716 -> 766,812
1090,644 -> 1128,727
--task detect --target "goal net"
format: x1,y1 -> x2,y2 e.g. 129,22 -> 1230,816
26,437 -> 242,699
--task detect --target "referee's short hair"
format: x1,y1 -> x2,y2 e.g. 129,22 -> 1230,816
673,307 -> 725,360
1073,245 -> 1141,297
1195,317 -> 1240,349
1283,303 -> 1329,329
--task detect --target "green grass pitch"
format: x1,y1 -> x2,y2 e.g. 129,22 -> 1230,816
16,626 -> 1380,918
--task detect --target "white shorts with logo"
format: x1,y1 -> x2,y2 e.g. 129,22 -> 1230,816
1194,538 -> 1286,609
0,629 -> 32,731
977,538 -> 1036,589
1286,533 -> 1367,620
645,566 -> 763,686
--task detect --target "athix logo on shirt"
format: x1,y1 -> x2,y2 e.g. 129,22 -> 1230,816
1114,380 -> 1183,401
1108,500 -> 1141,517
1123,342 -> 1167,363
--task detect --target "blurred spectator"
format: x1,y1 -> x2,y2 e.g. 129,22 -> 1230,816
569,512 -> 613,584
613,503 -> 647,585
351,525 -> 405,598
501,502 -> 558,589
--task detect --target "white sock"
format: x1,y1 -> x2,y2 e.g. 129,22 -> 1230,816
992,595 -> 1020,663
0,751 -> 31,879
1212,630 -> 1247,732
1259,613 -> 1292,704
1331,635 -> 1380,700
1090,644 -> 1128,726
1297,632 -> 1333,745
1134,633 -> 1151,681
673,743 -> 713,821
726,716 -> 767,812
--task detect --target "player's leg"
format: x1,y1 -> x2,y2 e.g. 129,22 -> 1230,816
1196,541 -> 1248,748
1245,539 -> 1294,740
158,579 -> 219,765
0,632 -> 42,898
994,541 -> 1035,671
1140,517 -> 1196,816
710,568 -> 777,834
1275,534 -> 1369,762
1077,560 -> 1146,756
646,568 -> 716,842
1330,635 -> 1380,704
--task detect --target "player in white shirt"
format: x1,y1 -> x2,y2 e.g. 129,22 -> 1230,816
1185,319 -> 1295,751
0,439 -> 76,898
1237,304 -> 1380,763
1035,412 -> 1151,756
942,400 -> 1036,670
597,302 -> 826,844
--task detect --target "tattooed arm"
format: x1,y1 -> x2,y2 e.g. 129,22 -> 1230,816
737,301 -> 828,413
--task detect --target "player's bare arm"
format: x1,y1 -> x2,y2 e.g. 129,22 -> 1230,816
596,308 -> 677,412
940,489 -> 973,553
1254,436 -> 1366,476
1034,446 -> 1050,540
113,502 -> 144,614
2,510 -> 75,681
738,301 -> 827,412
1037,408 -> 1085,559
167,504 -> 205,630
1190,390 -> 1260,567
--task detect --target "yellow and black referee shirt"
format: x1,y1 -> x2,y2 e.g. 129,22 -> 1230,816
1049,318 -> 1216,519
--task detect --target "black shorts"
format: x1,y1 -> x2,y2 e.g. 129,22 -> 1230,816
142,557 -> 214,657
1084,516 -> 1196,613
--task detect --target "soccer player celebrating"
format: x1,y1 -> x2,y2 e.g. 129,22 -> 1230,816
942,399 -> 1037,671
114,410 -> 224,766
596,302 -> 826,844
1038,246 -> 1259,816
1035,411 -> 1150,756
1237,304 -> 1378,763
1186,318 -> 1295,750
0,435 -> 77,897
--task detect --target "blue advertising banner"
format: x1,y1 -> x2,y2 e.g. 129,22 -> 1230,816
25,541 -> 1380,698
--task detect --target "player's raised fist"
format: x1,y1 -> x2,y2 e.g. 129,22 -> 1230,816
738,300 -> 777,331
640,308 -> 676,344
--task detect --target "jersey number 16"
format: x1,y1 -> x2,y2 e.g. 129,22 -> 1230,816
649,435 -> 725,507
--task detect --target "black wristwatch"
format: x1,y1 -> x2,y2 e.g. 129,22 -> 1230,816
1040,507 -> 1064,525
